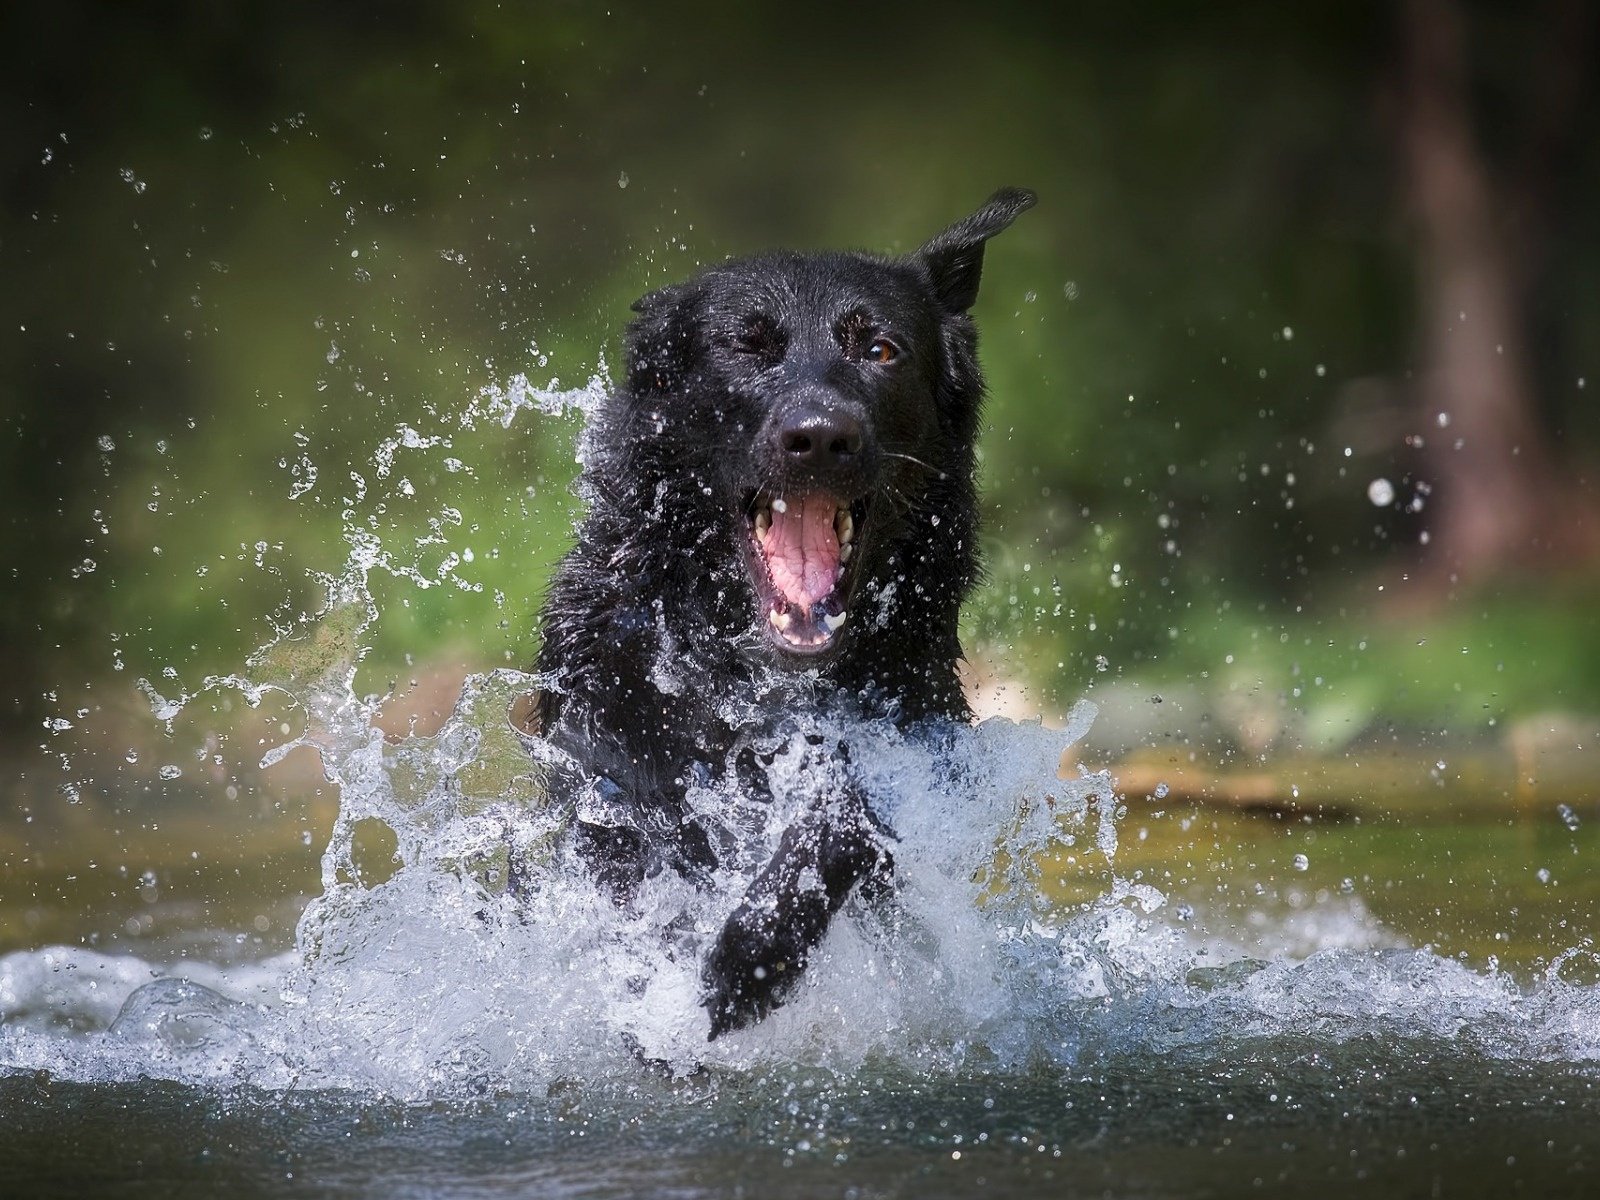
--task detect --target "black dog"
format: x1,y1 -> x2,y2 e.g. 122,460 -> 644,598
528,187 -> 1035,1038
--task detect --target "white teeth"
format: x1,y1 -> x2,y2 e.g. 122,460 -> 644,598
769,609 -> 793,631
823,609 -> 847,632
835,509 -> 854,545
838,541 -> 852,564
754,509 -> 770,543
771,496 -> 787,514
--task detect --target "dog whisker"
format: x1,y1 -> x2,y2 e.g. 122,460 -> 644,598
882,449 -> 940,476
875,478 -> 933,520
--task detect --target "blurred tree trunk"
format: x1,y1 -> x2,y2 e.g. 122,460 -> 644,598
1399,0 -> 1599,586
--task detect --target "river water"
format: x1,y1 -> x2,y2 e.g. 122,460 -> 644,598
4,659 -> 1598,1196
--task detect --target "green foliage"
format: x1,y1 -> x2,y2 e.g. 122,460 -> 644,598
3,1 -> 1597,747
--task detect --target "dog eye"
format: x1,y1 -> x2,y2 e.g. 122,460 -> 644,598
730,315 -> 786,362
867,338 -> 899,364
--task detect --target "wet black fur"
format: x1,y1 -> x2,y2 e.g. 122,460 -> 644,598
531,188 -> 1035,1038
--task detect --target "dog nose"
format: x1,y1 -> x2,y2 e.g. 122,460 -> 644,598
776,405 -> 864,469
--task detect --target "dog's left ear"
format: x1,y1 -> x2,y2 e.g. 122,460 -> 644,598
625,281 -> 700,395
916,187 -> 1037,314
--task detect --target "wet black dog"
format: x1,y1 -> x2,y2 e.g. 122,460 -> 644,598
530,187 -> 1035,1038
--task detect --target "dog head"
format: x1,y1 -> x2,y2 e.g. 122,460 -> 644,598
608,188 -> 1035,671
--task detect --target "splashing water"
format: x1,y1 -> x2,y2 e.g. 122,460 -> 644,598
4,577 -> 1123,1095
5,364 -> 1600,1136
0,364 -> 1107,1097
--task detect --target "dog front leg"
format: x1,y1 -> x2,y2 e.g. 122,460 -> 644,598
701,796 -> 891,1039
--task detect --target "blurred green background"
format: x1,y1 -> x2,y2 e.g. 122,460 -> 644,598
2,0 -> 1598,848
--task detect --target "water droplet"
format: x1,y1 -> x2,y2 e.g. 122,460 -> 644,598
158,765 -> 182,781
1558,804 -> 1580,831
617,171 -> 630,189
1367,478 -> 1395,506
1292,853 -> 1309,872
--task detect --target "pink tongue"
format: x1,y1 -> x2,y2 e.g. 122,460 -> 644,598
763,495 -> 841,610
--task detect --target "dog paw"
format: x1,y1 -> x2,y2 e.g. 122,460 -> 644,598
701,897 -> 824,1040
701,911 -> 785,1039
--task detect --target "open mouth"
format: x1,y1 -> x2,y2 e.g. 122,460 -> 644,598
744,490 -> 865,656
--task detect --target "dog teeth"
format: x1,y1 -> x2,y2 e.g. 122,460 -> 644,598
823,609 -> 847,632
769,609 -> 793,632
834,509 -> 854,545
754,509 -> 771,543
838,541 -> 852,564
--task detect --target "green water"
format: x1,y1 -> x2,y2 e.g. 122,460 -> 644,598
1106,803 -> 1600,978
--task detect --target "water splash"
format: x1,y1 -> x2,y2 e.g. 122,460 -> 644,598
4,474 -> 1121,1097
7,363 -> 1600,1105
12,570 -> 1600,1099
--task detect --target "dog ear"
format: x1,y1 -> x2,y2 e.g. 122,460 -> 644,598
625,282 -> 700,394
916,187 -> 1037,314
628,282 -> 681,317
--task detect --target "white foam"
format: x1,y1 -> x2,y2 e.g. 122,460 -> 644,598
8,658 -> 1600,1099
11,360 -> 1600,1101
